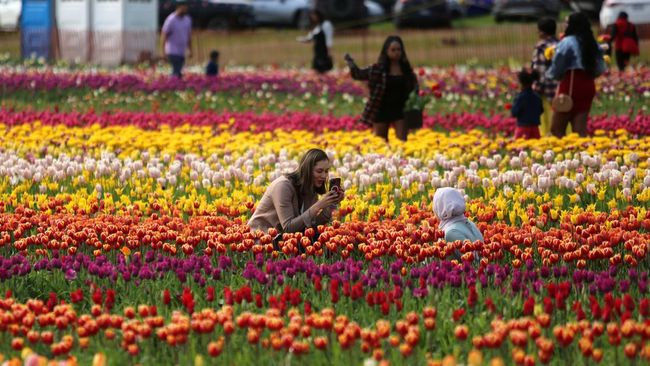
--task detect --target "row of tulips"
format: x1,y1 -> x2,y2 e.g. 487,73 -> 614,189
1,266 -> 650,365
0,206 -> 648,265
4,86 -> 642,118
2,66 -> 649,99
2,249 -> 650,299
0,70 -> 364,97
0,126 -> 649,221
2,110 -> 650,135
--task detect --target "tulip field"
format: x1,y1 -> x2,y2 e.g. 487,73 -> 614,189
0,64 -> 650,366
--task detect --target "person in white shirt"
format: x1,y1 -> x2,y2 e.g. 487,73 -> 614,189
298,10 -> 334,74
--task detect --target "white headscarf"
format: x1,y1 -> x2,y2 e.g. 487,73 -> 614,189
432,187 -> 468,232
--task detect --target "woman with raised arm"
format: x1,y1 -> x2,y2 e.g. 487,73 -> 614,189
345,35 -> 418,142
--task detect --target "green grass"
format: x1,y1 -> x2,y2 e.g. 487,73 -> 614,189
1,88 -> 645,117
0,32 -> 20,57
2,11 -> 649,67
452,13 -> 497,28
452,10 -> 573,29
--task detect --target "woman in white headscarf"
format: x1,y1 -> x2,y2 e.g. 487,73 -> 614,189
432,187 -> 483,260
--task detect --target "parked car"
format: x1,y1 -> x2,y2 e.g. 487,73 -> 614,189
567,0 -> 603,18
448,0 -> 466,18
159,0 -> 256,30
465,0 -> 494,16
250,0 -> 312,28
314,0 -> 368,23
373,0 -> 398,13
600,0 -> 650,31
393,0 -> 452,28
493,0 -> 560,22
250,0 -> 384,29
0,0 -> 20,31
365,1 -> 386,18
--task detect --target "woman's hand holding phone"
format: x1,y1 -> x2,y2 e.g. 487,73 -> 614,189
311,191 -> 339,216
335,188 -> 345,203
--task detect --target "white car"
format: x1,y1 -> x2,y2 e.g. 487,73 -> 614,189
365,0 -> 384,18
0,0 -> 20,31
251,0 -> 384,29
251,0 -> 312,28
600,0 -> 650,29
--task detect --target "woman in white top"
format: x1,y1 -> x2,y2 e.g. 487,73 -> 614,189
433,188 -> 483,262
298,10 -> 334,74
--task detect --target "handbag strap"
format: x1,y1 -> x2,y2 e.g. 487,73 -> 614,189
554,69 -> 575,97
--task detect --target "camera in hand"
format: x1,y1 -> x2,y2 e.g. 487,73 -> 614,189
329,177 -> 342,194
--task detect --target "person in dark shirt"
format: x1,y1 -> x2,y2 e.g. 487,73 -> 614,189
206,50 -> 219,77
531,17 -> 558,136
511,68 -> 543,139
345,36 -> 418,142
297,10 -> 334,74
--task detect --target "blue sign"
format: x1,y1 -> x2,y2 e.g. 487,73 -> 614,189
20,0 -> 53,59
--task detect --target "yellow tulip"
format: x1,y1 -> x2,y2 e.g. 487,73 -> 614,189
194,355 -> 204,366
92,354 -> 106,366
604,55 -> 611,65
544,45 -> 556,60
509,211 -> 517,225
607,199 -> 618,211
20,348 -> 33,360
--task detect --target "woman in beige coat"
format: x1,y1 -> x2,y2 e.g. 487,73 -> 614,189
248,149 -> 343,235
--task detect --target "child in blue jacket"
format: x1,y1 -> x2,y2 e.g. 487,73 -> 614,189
512,68 -> 543,139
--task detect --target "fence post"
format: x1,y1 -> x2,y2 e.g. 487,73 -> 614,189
362,29 -> 368,65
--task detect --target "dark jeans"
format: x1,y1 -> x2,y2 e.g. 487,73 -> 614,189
167,54 -> 185,78
615,50 -> 631,71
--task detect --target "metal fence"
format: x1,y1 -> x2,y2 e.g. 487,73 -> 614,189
189,24 -> 650,67
2,21 -> 649,67
189,24 -> 538,67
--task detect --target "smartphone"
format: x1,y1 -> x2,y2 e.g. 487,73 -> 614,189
329,177 -> 341,193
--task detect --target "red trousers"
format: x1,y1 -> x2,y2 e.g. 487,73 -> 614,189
515,126 -> 541,139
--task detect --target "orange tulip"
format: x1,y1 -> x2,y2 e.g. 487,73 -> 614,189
624,343 -> 637,359
454,325 -> 469,340
592,348 -> 603,363
10,337 -> 24,351
207,341 -> 223,357
313,336 -> 328,350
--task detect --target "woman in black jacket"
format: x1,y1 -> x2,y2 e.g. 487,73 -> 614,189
344,35 -> 418,142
